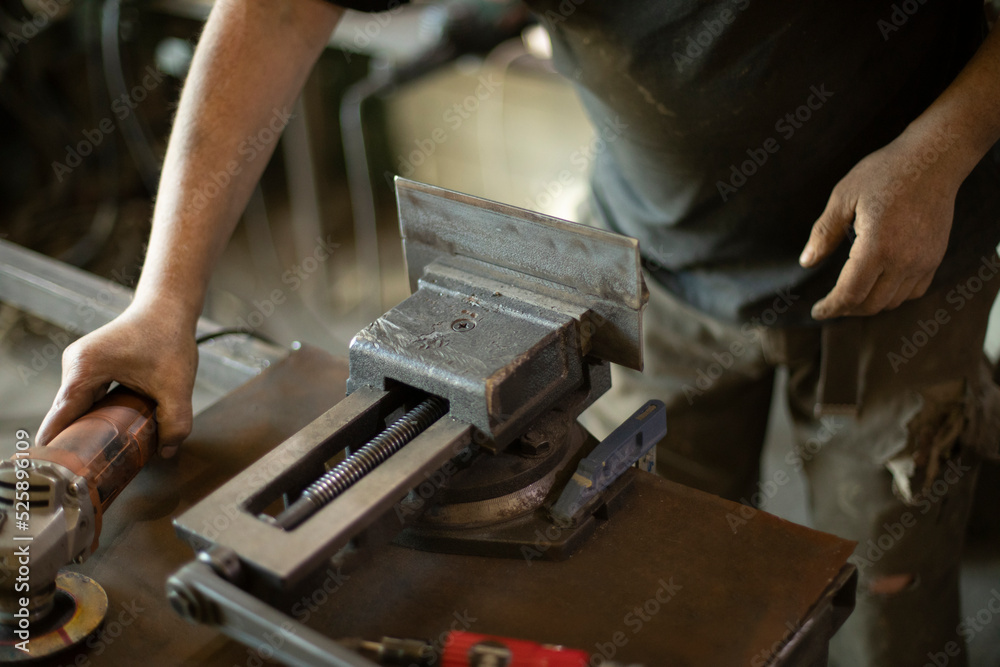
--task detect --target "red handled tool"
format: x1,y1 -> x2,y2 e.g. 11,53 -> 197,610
442,631 -> 641,667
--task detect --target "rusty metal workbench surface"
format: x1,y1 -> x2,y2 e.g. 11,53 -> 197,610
33,345 -> 854,666
304,473 -> 855,667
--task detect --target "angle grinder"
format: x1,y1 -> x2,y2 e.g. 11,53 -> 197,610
0,387 -> 157,661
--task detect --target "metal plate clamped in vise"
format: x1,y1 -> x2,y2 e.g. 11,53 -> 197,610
348,178 -> 649,451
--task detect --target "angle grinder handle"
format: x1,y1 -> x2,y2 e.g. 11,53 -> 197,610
25,386 -> 158,516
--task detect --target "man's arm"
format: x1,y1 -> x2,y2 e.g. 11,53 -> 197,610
800,21 -> 1000,320
37,0 -> 344,456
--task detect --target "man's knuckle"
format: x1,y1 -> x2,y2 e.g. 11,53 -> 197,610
840,289 -> 866,306
62,341 -> 82,362
866,242 -> 893,262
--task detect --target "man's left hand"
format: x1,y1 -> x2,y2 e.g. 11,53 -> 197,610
799,132 -> 961,320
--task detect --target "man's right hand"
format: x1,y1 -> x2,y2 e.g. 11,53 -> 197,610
36,302 -> 198,458
32,0 -> 344,457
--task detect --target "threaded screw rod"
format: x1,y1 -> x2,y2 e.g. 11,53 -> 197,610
272,396 -> 447,530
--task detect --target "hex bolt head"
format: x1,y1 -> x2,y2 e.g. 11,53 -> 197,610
167,584 -> 214,624
197,547 -> 244,584
167,588 -> 195,619
519,433 -> 551,456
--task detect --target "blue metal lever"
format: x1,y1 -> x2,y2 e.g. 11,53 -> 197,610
550,400 -> 667,527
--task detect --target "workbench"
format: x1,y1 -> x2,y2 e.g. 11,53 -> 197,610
20,345 -> 854,667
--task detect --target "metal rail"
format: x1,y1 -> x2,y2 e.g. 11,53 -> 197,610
167,560 -> 380,667
0,239 -> 285,394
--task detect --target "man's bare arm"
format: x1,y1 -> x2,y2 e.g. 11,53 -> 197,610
800,22 -> 1000,319
37,0 -> 344,455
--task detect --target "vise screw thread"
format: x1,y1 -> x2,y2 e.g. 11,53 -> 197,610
273,396 -> 447,529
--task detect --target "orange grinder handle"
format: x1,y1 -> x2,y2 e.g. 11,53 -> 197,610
23,386 -> 158,546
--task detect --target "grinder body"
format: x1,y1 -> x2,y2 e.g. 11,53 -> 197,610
0,387 -> 156,626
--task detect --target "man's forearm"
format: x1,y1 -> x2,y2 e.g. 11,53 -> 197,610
134,0 -> 343,330
897,21 -> 1000,187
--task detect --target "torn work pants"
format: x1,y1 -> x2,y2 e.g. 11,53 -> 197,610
583,256 -> 1000,667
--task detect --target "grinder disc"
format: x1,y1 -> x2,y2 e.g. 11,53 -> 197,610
0,571 -> 108,662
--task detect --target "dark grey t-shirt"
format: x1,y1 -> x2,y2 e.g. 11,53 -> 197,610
530,0 -> 1000,324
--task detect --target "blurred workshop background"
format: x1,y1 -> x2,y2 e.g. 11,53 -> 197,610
0,1 -> 998,664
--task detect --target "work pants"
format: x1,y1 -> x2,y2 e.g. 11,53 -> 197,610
584,256 -> 1000,667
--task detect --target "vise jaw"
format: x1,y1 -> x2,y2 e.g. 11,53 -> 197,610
348,178 -> 648,450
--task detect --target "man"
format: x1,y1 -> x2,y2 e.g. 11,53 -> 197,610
35,1 -> 1000,665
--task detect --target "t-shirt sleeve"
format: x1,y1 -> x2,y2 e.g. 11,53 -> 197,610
322,0 -> 410,11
